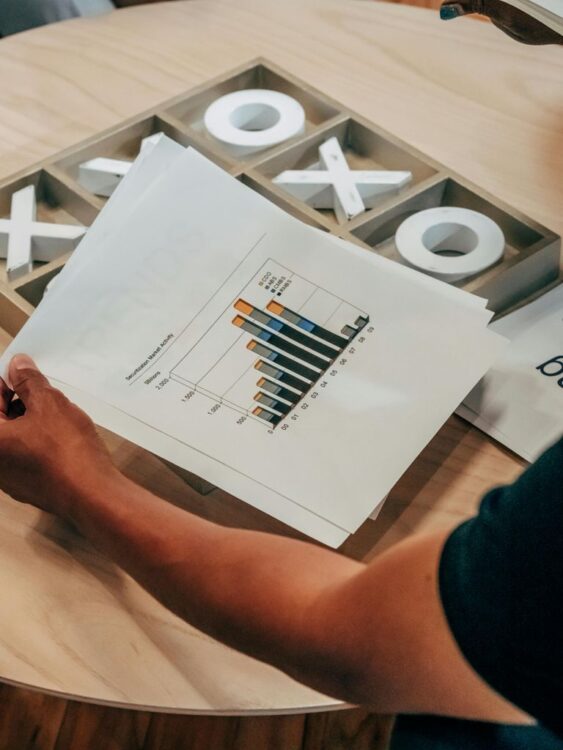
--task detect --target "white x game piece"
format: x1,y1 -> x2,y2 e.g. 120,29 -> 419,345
78,132 -> 165,197
0,185 -> 86,281
273,136 -> 412,223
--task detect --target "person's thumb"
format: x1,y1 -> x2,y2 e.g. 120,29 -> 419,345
9,354 -> 50,407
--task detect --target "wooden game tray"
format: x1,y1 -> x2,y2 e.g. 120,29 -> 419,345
0,58 -> 559,339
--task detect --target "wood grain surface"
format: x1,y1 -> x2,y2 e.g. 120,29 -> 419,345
0,0 -> 561,747
0,681 -> 393,750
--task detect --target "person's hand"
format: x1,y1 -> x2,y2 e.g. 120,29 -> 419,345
440,0 -> 563,44
0,354 -> 119,518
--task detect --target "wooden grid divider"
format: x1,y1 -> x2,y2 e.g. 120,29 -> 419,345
0,55 -> 559,339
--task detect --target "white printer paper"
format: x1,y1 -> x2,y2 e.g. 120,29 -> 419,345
47,135 -> 184,297
2,145 -> 505,546
459,285 -> 563,462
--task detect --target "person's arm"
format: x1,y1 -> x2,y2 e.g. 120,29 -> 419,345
0,355 -> 530,722
440,0 -> 562,44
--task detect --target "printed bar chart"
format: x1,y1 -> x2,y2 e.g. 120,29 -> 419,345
257,377 -> 300,403
254,361 -> 310,393
247,340 -> 319,383
232,314 -> 330,370
233,298 -> 367,425
169,259 -> 369,426
234,300 -> 339,359
265,300 -> 354,349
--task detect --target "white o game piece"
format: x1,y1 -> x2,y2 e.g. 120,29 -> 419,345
395,207 -> 505,282
203,89 -> 306,157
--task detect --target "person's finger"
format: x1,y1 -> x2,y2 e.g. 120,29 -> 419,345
0,378 -> 13,423
8,354 -> 51,408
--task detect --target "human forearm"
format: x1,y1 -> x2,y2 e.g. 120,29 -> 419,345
68,471 -> 366,699
0,355 -> 532,721
0,356 -> 371,701
66,479 -> 530,720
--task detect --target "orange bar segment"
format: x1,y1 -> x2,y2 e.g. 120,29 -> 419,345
234,299 -> 253,315
267,301 -> 284,315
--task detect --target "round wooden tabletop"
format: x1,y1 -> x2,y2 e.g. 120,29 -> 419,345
0,0 -> 560,714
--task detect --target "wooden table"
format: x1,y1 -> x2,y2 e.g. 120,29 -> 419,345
0,0 -> 561,747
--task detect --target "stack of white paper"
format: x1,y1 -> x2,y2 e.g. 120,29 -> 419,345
0,138 -> 506,547
458,285 -> 563,462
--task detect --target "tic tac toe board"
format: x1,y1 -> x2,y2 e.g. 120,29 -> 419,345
0,58 -> 560,339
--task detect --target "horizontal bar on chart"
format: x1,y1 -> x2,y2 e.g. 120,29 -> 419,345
340,315 -> 370,339
235,299 -> 339,360
257,377 -> 301,404
266,300 -> 351,349
233,316 -> 329,370
341,325 -> 357,338
248,342 -> 319,382
254,392 -> 292,415
252,406 -> 282,426
254,361 -> 311,393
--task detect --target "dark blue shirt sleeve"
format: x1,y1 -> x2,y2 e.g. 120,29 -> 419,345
439,437 -> 563,736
